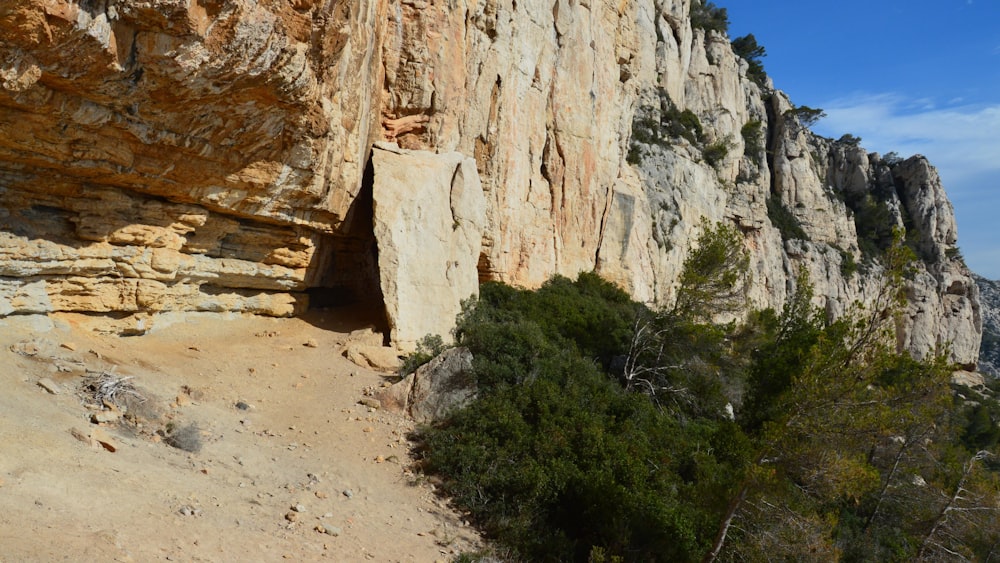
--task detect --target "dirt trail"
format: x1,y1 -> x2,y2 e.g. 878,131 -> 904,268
0,309 -> 480,562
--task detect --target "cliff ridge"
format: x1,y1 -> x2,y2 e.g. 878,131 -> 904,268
0,0 -> 981,364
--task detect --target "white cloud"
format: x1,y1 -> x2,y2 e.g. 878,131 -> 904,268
813,93 -> 1000,277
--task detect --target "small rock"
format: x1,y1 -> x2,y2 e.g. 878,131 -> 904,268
69,427 -> 92,446
342,489 -> 354,499
235,401 -> 250,410
60,342 -> 77,351
375,455 -> 385,464
91,411 -> 120,424
315,491 -> 328,499
181,385 -> 204,400
358,397 -> 380,409
362,426 -> 374,433
292,504 -> 306,513
318,524 -> 341,536
90,428 -> 118,452
285,511 -> 299,523
304,339 -> 319,348
37,378 -> 61,395
178,505 -> 200,517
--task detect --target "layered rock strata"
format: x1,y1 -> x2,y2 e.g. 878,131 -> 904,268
0,0 -> 982,365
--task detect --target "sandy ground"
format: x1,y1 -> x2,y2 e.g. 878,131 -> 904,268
0,308 -> 481,562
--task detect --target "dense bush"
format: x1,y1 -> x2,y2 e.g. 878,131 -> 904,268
427,272 -> 747,561
420,232 -> 1000,563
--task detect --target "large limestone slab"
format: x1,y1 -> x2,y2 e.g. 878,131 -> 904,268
371,143 -> 486,350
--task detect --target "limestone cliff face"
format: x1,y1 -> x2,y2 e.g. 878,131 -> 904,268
0,0 -> 982,363
976,276 -> 1000,378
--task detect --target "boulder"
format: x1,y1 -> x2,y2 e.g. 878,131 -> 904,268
377,348 -> 476,423
372,144 -> 486,350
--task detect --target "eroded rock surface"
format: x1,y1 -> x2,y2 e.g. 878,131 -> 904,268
0,0 -> 982,365
377,347 -> 477,423
371,144 -> 485,350
976,276 -> 1000,377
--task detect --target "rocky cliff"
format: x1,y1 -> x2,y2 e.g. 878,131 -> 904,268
0,0 -> 981,363
976,276 -> 1000,377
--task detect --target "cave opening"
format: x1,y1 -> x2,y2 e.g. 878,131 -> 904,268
302,154 -> 389,335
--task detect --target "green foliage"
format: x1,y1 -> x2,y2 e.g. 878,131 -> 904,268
419,234 -> 1000,563
838,133 -> 863,146
945,245 -> 966,264
740,270 -> 825,433
882,151 -> 904,166
730,34 -> 767,87
456,273 -> 639,382
689,1 -> 729,34
959,400 -> 1000,451
426,273 -> 746,561
628,93 -> 703,164
766,196 -> 808,241
702,139 -> 730,168
710,242 -> 1000,562
837,246 -> 859,277
400,334 -> 447,375
675,109 -> 704,144
425,358 -> 716,561
847,193 -> 896,260
671,221 -> 749,321
740,119 -> 763,166
784,105 -> 827,128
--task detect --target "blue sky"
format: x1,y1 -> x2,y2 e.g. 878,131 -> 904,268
725,1 -> 1000,279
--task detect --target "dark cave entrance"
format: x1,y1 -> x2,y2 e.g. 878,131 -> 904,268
302,155 -> 389,333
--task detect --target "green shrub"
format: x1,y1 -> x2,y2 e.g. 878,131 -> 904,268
945,245 -> 966,265
741,120 -> 763,166
839,247 -> 858,277
766,196 -> 808,241
423,271 -> 752,561
784,105 -> 826,129
419,241 -> 1000,561
424,353 -> 715,561
629,92 -> 707,164
882,151 -> 904,166
730,34 -> 767,87
689,1 -> 729,34
702,140 -> 730,168
837,133 -> 863,146
847,193 -> 895,260
400,334 -> 447,376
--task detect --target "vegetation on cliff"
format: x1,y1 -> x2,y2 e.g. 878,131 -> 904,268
415,225 -> 1000,562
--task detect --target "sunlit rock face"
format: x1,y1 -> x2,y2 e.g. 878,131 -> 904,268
0,0 -> 981,365
976,276 -> 1000,377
